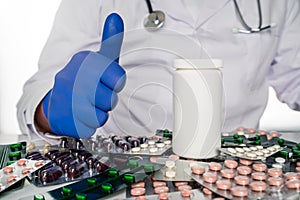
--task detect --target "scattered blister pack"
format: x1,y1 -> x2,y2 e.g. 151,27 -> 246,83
153,157 -> 209,182
185,159 -> 300,199
0,142 -> 27,192
26,148 -> 110,186
221,145 -> 282,160
126,175 -> 210,200
0,159 -> 49,193
82,134 -> 172,156
20,157 -> 163,200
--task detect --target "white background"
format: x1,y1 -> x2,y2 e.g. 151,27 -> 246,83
0,1 -> 299,135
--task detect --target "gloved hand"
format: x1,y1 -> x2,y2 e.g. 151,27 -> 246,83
42,13 -> 125,138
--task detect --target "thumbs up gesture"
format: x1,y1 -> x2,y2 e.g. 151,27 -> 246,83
41,13 -> 126,138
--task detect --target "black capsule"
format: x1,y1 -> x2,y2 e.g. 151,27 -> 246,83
40,166 -> 63,183
138,137 -> 148,144
94,161 -> 109,173
60,137 -> 69,148
62,158 -> 78,172
129,138 -> 140,148
67,163 -> 86,179
78,151 -> 93,162
44,150 -> 59,159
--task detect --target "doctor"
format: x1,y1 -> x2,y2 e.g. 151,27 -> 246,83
17,0 -> 300,142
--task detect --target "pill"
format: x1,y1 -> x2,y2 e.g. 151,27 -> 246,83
78,152 -> 93,162
208,162 -> 222,171
237,131 -> 244,135
7,175 -> 17,183
237,166 -> 252,175
252,163 -> 267,172
177,185 -> 192,191
174,182 -> 188,187
286,180 -> 300,189
156,143 -> 165,148
239,158 -> 253,166
129,138 -> 141,147
148,140 -> 156,146
258,130 -> 267,135
140,143 -> 148,149
181,189 -> 191,198
224,160 -> 238,169
275,157 -> 285,164
222,132 -> 230,136
216,180 -> 232,190
153,181 -> 167,187
268,168 -> 283,177
245,152 -> 257,158
296,167 -> 300,172
154,186 -> 169,194
250,181 -> 267,192
164,140 -> 172,145
221,169 -> 235,179
149,147 -> 158,153
268,177 -> 284,186
203,188 -> 213,195
17,159 -> 27,166
165,160 -> 176,168
261,149 -> 270,155
267,147 -> 275,152
203,172 -> 218,183
40,166 -> 63,183
252,172 -> 267,181
131,181 -> 145,188
165,170 -> 176,178
243,147 -> 251,152
168,154 -> 179,161
227,148 -> 237,154
284,172 -> 300,181
272,163 -> 283,169
250,147 -> 257,151
191,165 -> 205,175
235,148 -> 245,153
270,131 -> 279,137
119,141 -> 131,151
256,146 -> 264,150
234,175 -> 250,186
158,193 -> 169,200
254,151 -> 264,157
131,147 -> 141,153
130,188 -> 146,196
3,166 -> 14,174
22,167 -> 32,175
231,186 -> 249,197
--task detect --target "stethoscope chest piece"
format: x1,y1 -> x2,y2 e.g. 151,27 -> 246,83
144,10 -> 165,31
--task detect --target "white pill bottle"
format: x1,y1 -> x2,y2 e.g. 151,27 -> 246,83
173,59 -> 223,159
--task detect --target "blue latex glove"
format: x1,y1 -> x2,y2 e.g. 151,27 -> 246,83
42,13 -> 125,138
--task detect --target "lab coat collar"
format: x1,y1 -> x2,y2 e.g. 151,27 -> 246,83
155,0 -> 231,29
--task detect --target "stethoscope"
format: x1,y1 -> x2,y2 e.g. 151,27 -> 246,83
143,0 -> 276,33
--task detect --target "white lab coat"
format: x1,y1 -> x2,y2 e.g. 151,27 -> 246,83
17,0 -> 300,141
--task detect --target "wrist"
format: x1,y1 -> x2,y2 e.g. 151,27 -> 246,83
34,94 -> 52,133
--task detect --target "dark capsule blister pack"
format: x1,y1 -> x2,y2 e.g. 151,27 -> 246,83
82,133 -> 172,156
27,148 -> 110,186
20,157 -> 163,200
0,159 -> 49,193
185,159 -> 300,200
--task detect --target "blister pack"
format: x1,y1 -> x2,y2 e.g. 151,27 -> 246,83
0,142 -> 27,192
20,157 -> 163,200
82,133 -> 172,156
185,158 -> 300,199
26,147 -> 110,186
0,159 -> 50,193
